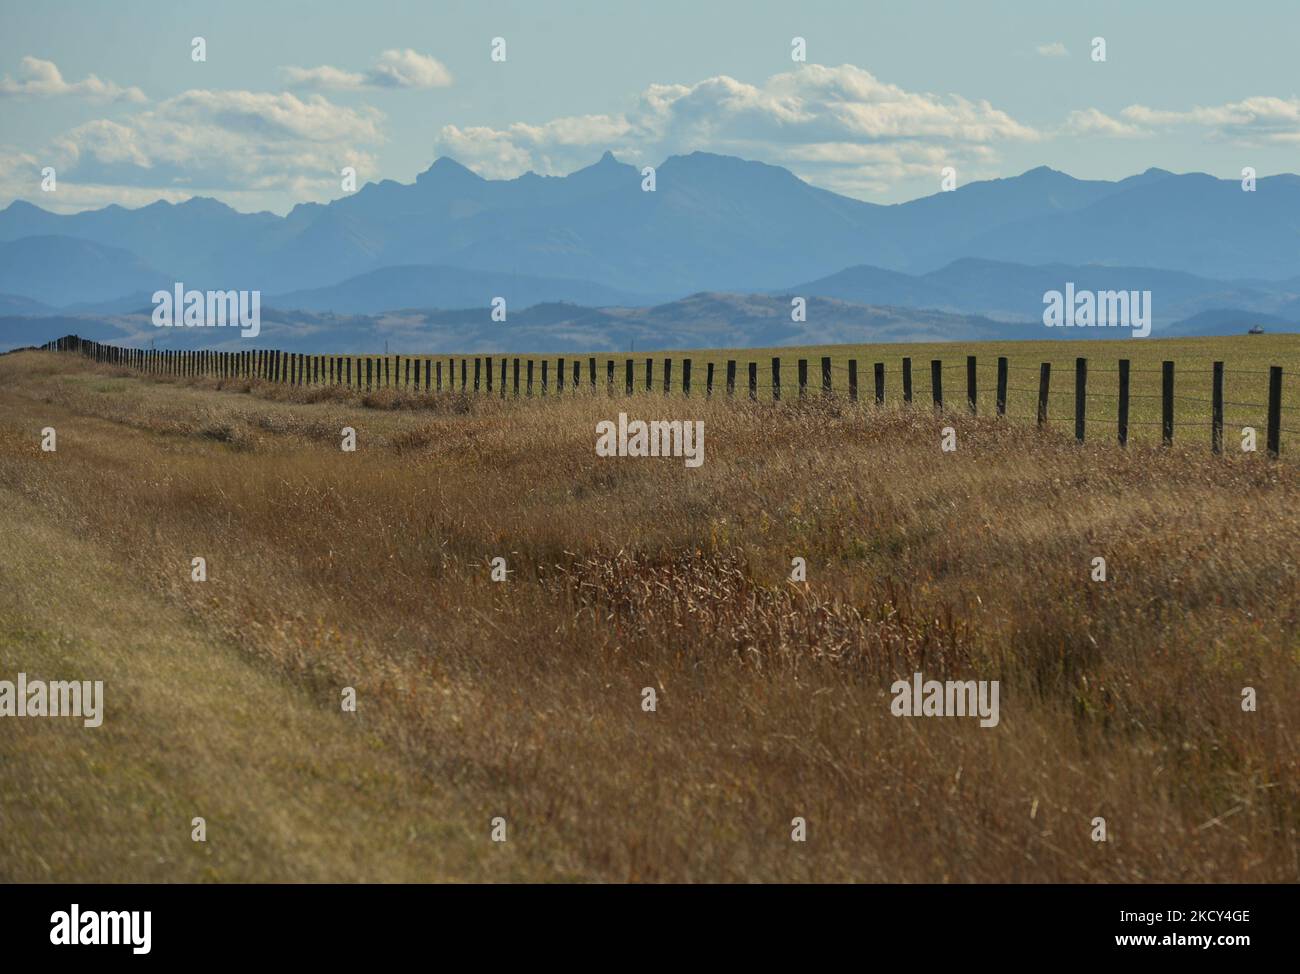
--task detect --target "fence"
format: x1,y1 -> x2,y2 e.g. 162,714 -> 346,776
36,335 -> 1294,456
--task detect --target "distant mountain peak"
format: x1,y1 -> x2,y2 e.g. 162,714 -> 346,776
416,156 -> 483,184
1018,165 -> 1071,180
177,195 -> 233,211
565,150 -> 637,184
659,150 -> 806,187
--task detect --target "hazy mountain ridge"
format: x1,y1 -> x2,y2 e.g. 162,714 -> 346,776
3,152 -> 1297,348
782,258 -> 1300,324
1,291 -> 1225,356
4,153 -> 1298,309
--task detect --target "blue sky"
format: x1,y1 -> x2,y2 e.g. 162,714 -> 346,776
2,0 -> 1298,213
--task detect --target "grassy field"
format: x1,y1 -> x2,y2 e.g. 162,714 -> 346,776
0,336 -> 1296,882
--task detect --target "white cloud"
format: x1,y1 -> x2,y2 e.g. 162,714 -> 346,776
1120,96 -> 1300,145
283,49 -> 452,91
1035,42 -> 1069,57
1065,108 -> 1146,138
19,89 -> 383,211
0,56 -> 145,102
434,64 -> 1040,194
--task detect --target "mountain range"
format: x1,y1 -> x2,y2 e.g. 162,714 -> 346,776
1,150 -> 1297,349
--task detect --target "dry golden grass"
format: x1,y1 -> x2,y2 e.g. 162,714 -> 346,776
0,348 -> 1296,882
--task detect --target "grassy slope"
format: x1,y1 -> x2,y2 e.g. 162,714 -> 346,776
0,345 -> 1296,882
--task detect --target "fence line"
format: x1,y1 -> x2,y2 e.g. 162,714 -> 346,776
34,335 -> 1289,457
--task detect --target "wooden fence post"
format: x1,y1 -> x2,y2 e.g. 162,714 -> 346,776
726,360 -> 736,397
1037,363 -> 1050,428
541,360 -> 548,395
663,358 -> 672,394
931,360 -> 943,412
1075,357 -> 1087,442
1118,359 -> 1130,446
557,358 -> 565,394
798,359 -> 808,397
706,362 -> 714,398
967,356 -> 977,414
772,357 -> 781,400
1212,361 -> 1224,455
996,357 -> 1008,416
625,358 -> 633,395
1162,361 -> 1174,446
513,357 -> 520,396
645,357 -> 653,392
749,362 -> 758,401
903,357 -> 913,403
848,360 -> 858,402
874,362 -> 884,405
474,357 -> 481,392
588,357 -> 596,392
606,359 -> 614,395
1267,366 -> 1282,457
683,359 -> 692,396
821,356 -> 831,396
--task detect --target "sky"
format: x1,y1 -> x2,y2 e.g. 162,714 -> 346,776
2,0 -> 1298,214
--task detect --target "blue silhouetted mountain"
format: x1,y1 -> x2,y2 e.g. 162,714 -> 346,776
0,236 -> 174,306
0,198 -> 276,288
268,264 -> 664,313
782,258 -> 1300,324
0,292 -> 56,315
956,171 -> 1300,279
2,153 -> 1300,313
